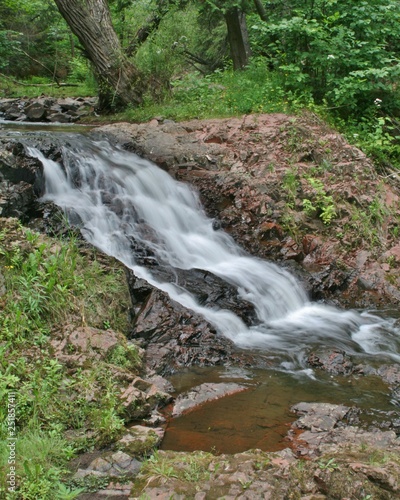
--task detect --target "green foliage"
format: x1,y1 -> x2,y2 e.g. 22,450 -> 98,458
0,0 -> 72,79
125,61 -> 297,122
282,167 -> 299,208
249,0 -> 400,116
0,28 -> 21,72
133,3 -> 202,94
304,178 -> 337,225
0,221 -> 139,498
343,114 -> 400,170
1,0 -> 399,171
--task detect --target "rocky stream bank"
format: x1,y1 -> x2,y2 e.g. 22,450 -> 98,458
1,107 -> 400,498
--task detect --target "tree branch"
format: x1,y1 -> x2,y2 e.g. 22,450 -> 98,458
16,48 -> 61,84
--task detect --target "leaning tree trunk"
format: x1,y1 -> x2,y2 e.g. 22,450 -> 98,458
53,0 -> 143,112
224,7 -> 251,70
253,0 -> 268,22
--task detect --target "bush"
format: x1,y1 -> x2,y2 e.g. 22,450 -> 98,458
249,0 -> 400,117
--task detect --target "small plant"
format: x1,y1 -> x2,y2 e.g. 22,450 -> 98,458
304,177 -> 337,225
239,479 -> 253,490
144,452 -> 179,480
302,198 -> 317,217
386,255 -> 396,269
56,483 -> 85,500
254,458 -> 271,471
367,450 -> 389,466
283,167 -> 299,208
318,458 -> 339,472
369,195 -> 388,225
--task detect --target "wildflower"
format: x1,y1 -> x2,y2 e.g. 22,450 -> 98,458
327,54 -> 335,60
374,98 -> 382,107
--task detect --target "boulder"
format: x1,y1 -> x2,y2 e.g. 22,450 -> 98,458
117,425 -> 164,457
50,325 -> 137,369
172,382 -> 248,417
120,377 -> 172,421
26,102 -> 47,121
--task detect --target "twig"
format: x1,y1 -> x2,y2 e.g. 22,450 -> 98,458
16,48 -> 60,84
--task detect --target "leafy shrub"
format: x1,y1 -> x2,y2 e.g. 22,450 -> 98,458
249,0 -> 400,117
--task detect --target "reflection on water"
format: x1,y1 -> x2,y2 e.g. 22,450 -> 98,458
162,366 -> 396,454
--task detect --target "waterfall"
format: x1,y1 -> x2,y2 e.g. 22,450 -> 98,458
27,135 -> 400,366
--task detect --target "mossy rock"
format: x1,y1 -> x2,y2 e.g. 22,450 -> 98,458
116,425 -> 164,457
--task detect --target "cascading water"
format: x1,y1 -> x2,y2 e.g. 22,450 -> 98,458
27,135 -> 400,367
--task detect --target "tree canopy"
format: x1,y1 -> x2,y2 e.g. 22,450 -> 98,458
0,0 -> 399,125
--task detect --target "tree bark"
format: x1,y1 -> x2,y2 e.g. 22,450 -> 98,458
53,0 -> 143,111
253,0 -> 268,22
224,7 -> 251,70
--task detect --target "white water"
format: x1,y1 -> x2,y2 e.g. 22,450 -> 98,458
27,136 -> 400,366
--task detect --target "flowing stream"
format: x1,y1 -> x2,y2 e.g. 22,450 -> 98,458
25,134 -> 400,369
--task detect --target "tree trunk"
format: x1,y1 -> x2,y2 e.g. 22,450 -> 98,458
53,0 -> 143,111
224,7 -> 251,70
253,0 -> 268,22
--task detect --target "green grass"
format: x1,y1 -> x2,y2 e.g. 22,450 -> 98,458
0,219 -> 140,499
0,74 -> 96,100
118,63 -> 311,123
2,61 -> 399,172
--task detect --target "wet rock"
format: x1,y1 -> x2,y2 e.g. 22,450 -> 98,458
309,262 -> 355,300
47,112 -> 71,123
127,271 -> 261,375
145,374 -> 175,394
349,463 -> 399,493
0,138 -> 44,219
172,382 -> 248,417
26,102 -> 47,121
292,402 -> 351,432
0,96 -> 97,123
377,364 -> 400,386
376,365 -> 400,405
307,349 -> 354,375
356,276 -> 375,290
289,402 -> 400,459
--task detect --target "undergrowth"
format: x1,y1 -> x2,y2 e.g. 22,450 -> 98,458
2,58 -> 399,172
0,219 -> 139,499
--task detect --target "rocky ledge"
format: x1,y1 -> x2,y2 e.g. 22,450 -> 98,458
0,96 -> 97,123
98,113 -> 400,311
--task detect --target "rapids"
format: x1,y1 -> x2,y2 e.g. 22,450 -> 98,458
26,135 -> 400,368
